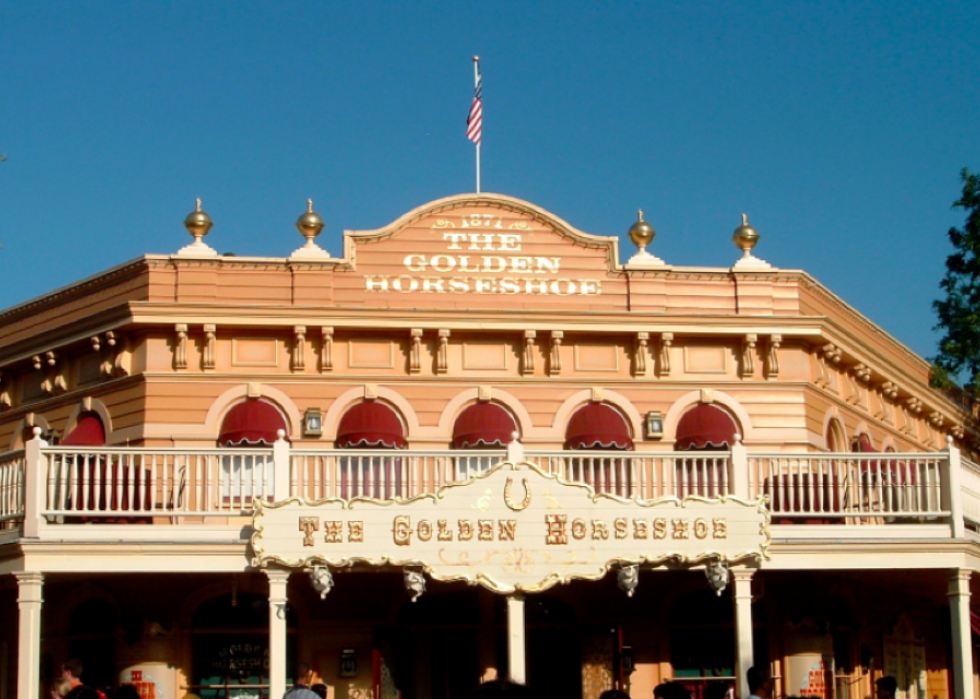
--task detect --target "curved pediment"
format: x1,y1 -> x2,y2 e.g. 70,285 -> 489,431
343,192 -> 622,268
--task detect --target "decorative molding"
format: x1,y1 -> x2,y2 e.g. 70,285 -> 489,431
658,332 -> 673,377
292,326 -> 307,372
522,330 -> 536,375
174,324 -> 188,370
549,331 -> 563,376
0,371 -> 11,410
34,351 -> 66,396
741,334 -> 757,379
202,325 -> 217,371
410,329 -> 423,374
765,334 -> 781,379
634,332 -> 648,377
320,327 -> 334,372
437,329 -> 450,374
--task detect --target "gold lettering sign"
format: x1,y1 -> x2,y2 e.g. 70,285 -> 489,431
252,461 -> 770,594
362,220 -> 604,297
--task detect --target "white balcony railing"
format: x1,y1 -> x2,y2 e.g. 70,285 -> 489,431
0,431 -> 973,540
748,452 -> 948,520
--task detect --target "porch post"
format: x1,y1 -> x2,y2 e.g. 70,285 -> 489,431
507,593 -> 526,684
23,427 -> 48,539
267,569 -> 290,699
948,569 -> 974,699
944,437 -> 965,538
16,572 -> 44,699
732,568 -> 755,699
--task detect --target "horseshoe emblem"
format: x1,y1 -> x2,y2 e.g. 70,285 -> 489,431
504,477 -> 531,511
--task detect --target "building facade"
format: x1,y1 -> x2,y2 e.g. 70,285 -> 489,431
1,193 -> 979,699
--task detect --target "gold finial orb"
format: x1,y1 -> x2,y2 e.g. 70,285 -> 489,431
628,209 -> 656,250
732,212 -> 760,252
184,197 -> 213,241
296,198 -> 325,242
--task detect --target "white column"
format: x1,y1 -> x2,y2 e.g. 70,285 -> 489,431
273,430 -> 291,500
730,433 -> 750,499
948,569 -> 974,699
267,570 -> 290,699
507,593 -> 526,684
16,572 -> 44,699
732,569 -> 755,699
23,428 -> 48,539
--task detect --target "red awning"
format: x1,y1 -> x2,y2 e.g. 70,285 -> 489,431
972,611 -> 980,637
62,413 -> 106,446
453,403 -> 516,449
854,433 -> 875,452
565,403 -> 633,450
219,400 -> 287,446
675,404 -> 737,450
336,402 -> 406,449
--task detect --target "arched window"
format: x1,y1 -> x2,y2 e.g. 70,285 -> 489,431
825,419 -> 845,452
565,403 -> 633,496
336,401 -> 406,500
674,404 -> 737,498
218,400 -> 286,503
452,403 -> 515,479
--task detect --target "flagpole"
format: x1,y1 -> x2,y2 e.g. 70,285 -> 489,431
473,55 -> 481,193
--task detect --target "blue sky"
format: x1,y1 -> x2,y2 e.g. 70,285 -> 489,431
2,1 -> 979,361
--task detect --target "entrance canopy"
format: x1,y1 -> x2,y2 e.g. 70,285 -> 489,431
62,413 -> 106,446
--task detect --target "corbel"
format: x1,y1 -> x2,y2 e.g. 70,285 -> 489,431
320,327 -> 334,373
111,332 -> 132,377
658,333 -> 673,377
549,331 -> 563,376
437,329 -> 450,374
409,329 -> 423,374
816,343 -> 842,389
202,325 -> 217,371
292,326 -> 307,372
952,425 -> 965,440
0,371 -> 11,410
633,332 -> 649,377
902,397 -> 922,435
36,351 -> 66,395
522,331 -> 536,375
765,334 -> 781,379
741,334 -> 757,379
876,381 -> 898,423
174,324 -> 188,370
929,411 -> 944,429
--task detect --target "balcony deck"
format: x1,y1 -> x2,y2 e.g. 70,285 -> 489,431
0,435 -> 973,546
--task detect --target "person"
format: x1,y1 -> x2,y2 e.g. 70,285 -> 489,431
61,659 -> 100,699
653,682 -> 691,699
50,677 -> 71,699
703,683 -> 730,699
283,662 -> 320,699
114,686 -> 140,699
469,679 -> 533,699
746,666 -> 772,699
311,684 -> 328,699
875,675 -> 898,699
599,691 -> 631,699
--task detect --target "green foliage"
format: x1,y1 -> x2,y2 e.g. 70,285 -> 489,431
934,168 -> 980,396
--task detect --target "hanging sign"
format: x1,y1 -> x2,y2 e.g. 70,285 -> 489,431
251,461 -> 770,593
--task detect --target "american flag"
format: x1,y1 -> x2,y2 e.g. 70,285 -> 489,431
466,63 -> 483,145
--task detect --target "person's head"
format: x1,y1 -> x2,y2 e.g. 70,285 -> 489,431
51,677 -> 71,698
294,662 -> 312,686
114,685 -> 141,699
653,682 -> 691,699
311,684 -> 328,699
746,666 -> 771,698
599,691 -> 631,699
876,676 -> 898,699
703,683 -> 730,699
61,659 -> 84,683
470,679 -> 532,699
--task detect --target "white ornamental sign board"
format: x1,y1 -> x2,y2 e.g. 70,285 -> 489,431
251,461 -> 770,593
